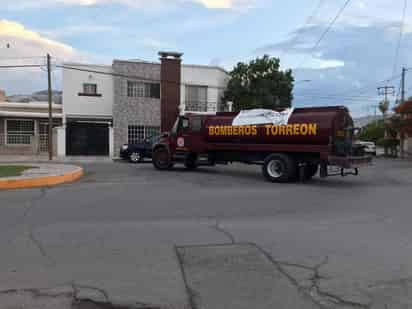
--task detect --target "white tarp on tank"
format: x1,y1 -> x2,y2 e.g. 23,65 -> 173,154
232,108 -> 295,126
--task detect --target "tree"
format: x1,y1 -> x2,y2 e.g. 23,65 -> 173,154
358,120 -> 385,143
378,100 -> 389,116
223,55 -> 294,111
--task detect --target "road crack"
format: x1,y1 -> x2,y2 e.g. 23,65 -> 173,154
249,243 -> 369,308
208,217 -> 235,244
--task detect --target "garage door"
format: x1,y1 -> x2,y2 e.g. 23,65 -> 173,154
66,123 -> 109,156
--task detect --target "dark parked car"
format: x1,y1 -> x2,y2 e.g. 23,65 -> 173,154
120,134 -> 161,163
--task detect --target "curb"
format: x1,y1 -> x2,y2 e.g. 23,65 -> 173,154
0,167 -> 84,190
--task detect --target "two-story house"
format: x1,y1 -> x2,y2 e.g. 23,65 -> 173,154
61,52 -> 229,158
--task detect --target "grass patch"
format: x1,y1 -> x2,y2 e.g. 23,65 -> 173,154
0,166 -> 36,178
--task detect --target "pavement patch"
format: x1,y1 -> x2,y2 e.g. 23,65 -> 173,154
175,243 -> 319,309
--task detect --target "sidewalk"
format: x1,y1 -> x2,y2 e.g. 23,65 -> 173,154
0,163 -> 83,190
0,156 -> 114,164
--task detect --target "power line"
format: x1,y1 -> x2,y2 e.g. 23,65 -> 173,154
297,0 -> 352,68
56,64 -> 227,90
0,64 -> 44,69
0,56 -> 46,61
279,0 -> 325,59
331,73 -> 402,98
392,0 -> 408,76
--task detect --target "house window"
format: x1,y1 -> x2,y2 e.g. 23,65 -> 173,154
127,81 -> 160,99
185,85 -> 208,112
128,125 -> 160,144
144,126 -> 161,138
79,83 -> 101,97
6,119 -> 35,145
83,83 -> 97,95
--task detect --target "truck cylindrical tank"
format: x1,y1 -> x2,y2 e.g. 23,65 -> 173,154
203,106 -> 353,145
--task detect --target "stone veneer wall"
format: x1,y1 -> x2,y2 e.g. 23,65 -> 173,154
112,60 -> 161,157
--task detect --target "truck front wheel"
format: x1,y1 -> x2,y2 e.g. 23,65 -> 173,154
184,153 -> 198,170
152,147 -> 172,170
262,154 -> 296,183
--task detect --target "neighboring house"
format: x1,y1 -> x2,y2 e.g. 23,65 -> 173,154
394,100 -> 412,157
112,58 -> 162,156
0,102 -> 62,155
181,64 -> 228,113
62,52 -> 229,158
62,63 -> 114,157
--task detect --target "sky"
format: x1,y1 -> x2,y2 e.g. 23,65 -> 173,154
1,0 -> 412,116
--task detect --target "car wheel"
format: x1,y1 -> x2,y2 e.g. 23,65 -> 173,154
262,154 -> 296,183
129,152 -> 142,163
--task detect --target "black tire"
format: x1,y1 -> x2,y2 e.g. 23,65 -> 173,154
152,147 -> 171,170
184,153 -> 198,170
129,151 -> 142,164
305,163 -> 319,180
262,154 -> 296,183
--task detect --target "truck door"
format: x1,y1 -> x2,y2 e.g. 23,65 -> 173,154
174,116 -> 203,153
186,116 -> 204,152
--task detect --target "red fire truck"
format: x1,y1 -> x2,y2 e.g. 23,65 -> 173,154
152,106 -> 372,182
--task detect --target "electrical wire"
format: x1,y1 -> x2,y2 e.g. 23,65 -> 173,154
0,64 -> 44,69
297,0 -> 352,68
278,0 -> 325,59
392,0 -> 408,76
56,64 -> 227,90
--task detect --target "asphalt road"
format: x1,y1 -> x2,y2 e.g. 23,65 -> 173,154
1,158 -> 412,309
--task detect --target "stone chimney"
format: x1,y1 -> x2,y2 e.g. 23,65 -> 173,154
159,51 -> 183,132
0,89 -> 6,102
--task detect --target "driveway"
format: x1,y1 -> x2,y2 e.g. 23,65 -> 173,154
0,158 -> 411,308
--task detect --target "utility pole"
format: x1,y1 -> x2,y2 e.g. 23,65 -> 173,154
47,54 -> 53,161
377,85 -> 395,103
377,85 -> 395,138
400,67 -> 406,158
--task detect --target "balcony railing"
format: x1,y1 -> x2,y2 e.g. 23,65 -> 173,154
184,101 -> 218,112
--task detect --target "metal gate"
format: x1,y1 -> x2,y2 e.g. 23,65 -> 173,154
66,123 -> 109,156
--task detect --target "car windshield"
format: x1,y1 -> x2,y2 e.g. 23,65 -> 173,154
147,134 -> 160,143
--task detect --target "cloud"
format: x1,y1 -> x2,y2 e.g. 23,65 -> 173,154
41,24 -> 116,40
0,20 -> 88,94
142,38 -> 172,50
5,0 -> 257,10
254,19 -> 412,116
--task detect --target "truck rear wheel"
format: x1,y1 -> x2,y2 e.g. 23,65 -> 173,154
262,154 -> 296,183
305,163 -> 319,180
152,147 -> 171,170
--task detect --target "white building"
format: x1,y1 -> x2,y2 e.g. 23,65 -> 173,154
63,63 -> 114,120
61,57 -> 229,158
181,64 -> 229,113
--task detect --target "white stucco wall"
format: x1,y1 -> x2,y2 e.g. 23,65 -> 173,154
181,65 -> 229,113
63,63 -> 114,119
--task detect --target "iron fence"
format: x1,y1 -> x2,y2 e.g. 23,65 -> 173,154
0,133 -> 49,153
